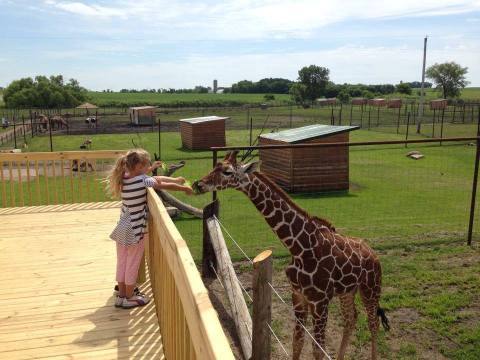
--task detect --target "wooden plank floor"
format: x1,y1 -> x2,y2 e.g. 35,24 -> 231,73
0,203 -> 165,360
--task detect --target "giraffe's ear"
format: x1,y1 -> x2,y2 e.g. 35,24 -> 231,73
241,161 -> 260,174
223,151 -> 239,165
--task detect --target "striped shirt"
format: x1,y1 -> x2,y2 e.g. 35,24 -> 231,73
119,173 -> 157,244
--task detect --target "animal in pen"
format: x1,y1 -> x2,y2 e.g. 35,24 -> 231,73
71,159 -> 94,172
193,151 -> 390,360
79,138 -> 92,150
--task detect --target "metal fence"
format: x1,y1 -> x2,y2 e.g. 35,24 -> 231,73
1,103 -> 479,152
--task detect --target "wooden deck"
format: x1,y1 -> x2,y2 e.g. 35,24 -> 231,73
0,202 -> 165,360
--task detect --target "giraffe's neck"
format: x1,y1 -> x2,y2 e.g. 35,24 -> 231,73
238,172 -> 315,256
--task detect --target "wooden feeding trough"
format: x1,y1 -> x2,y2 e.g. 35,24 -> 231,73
179,116 -> 228,150
387,99 -> 402,108
129,106 -> 156,125
430,99 -> 447,110
258,124 -> 359,192
368,99 -> 386,107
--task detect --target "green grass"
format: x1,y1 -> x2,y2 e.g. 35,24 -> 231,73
87,92 -> 292,107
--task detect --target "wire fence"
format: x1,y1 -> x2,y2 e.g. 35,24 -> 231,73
1,103 -> 479,152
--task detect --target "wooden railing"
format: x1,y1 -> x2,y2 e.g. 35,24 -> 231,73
0,150 -> 125,207
147,188 -> 234,360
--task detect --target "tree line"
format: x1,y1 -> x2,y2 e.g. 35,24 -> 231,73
1,62 -> 468,108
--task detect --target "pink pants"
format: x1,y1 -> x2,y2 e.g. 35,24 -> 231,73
116,235 -> 146,286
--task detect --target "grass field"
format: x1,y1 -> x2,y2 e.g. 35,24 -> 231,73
1,126 -> 479,359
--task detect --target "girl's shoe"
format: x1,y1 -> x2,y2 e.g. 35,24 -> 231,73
122,294 -> 150,309
114,296 -> 125,308
113,285 -> 141,296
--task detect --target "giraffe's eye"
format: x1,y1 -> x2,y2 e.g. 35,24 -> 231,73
222,169 -> 233,176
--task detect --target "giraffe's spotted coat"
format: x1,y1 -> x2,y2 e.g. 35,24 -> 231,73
194,151 -> 386,360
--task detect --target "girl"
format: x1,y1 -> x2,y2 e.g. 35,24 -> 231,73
106,149 -> 193,309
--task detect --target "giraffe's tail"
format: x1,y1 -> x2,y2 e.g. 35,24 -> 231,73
377,307 -> 391,331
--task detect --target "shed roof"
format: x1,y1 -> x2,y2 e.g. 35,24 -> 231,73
259,124 -> 359,143
129,106 -> 157,110
179,116 -> 229,124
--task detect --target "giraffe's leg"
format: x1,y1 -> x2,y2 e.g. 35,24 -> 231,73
337,291 -> 358,360
310,302 -> 329,360
360,286 -> 380,360
292,290 -> 308,360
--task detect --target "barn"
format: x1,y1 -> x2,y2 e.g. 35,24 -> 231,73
258,124 -> 359,193
179,116 -> 228,150
129,106 -> 156,125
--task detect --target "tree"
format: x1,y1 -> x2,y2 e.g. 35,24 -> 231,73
426,62 -> 469,98
3,75 -> 88,108
289,83 -> 307,105
337,90 -> 350,104
396,82 -> 412,95
297,65 -> 330,101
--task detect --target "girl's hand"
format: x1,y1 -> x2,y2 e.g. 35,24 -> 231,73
151,161 -> 163,170
177,176 -> 186,184
184,186 -> 194,195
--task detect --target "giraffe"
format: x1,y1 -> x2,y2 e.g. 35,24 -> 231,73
193,151 -> 390,360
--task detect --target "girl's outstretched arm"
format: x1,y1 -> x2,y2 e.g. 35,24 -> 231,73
154,176 -> 185,184
154,182 -> 193,195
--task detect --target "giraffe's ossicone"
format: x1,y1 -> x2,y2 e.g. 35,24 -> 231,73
193,151 -> 390,360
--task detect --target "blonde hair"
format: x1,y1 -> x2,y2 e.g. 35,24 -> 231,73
106,149 -> 151,198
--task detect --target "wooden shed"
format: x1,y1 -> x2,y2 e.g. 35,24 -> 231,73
387,99 -> 403,108
316,98 -> 337,106
179,116 -> 228,150
129,106 -> 156,125
258,124 -> 359,193
430,99 -> 447,110
351,98 -> 368,106
368,99 -> 386,107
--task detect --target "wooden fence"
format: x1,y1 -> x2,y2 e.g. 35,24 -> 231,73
0,124 -> 32,146
0,150 -> 125,207
146,188 -> 234,359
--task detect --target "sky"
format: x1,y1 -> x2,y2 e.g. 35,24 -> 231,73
0,0 -> 479,90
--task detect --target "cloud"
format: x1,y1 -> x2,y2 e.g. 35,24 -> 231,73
41,0 -> 480,39
69,42 -> 480,90
45,0 -> 129,19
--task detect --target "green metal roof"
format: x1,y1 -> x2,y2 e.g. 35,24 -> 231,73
259,124 -> 359,143
179,116 -> 229,124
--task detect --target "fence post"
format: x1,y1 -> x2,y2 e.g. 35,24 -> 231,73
467,106 -> 480,245
405,112 -> 410,147
13,118 -> 17,149
48,117 -> 53,152
252,250 -> 273,360
202,199 -> 219,278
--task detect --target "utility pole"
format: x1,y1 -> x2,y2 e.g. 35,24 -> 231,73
417,36 -> 428,134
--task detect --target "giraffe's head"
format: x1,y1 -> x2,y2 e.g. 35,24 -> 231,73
192,151 -> 259,194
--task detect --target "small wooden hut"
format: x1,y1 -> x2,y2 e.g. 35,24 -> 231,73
316,98 -> 337,106
430,99 -> 447,110
129,106 -> 156,125
180,116 -> 228,150
368,99 -> 386,107
387,99 -> 402,108
259,124 -> 359,192
351,98 -> 368,106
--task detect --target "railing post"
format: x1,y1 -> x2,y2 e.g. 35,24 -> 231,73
252,250 -> 273,360
202,199 -> 219,278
